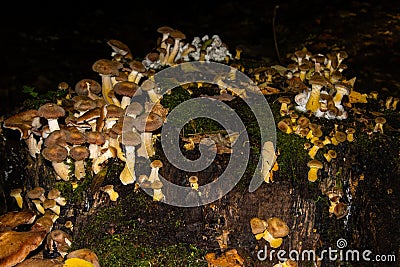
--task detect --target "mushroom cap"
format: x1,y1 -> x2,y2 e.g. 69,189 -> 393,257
157,25 -> 175,35
92,59 -> 122,76
37,103 -> 65,120
188,175 -> 198,184
66,129 -> 87,145
3,109 -> 39,139
150,159 -> 163,168
125,102 -> 144,117
140,79 -> 157,92
42,145 -> 68,163
69,146 -> 90,161
44,129 -> 68,147
86,131 -> 106,145
134,112 -> 164,132
47,188 -> 61,200
113,81 -> 140,98
334,82 -> 350,94
121,130 -> 142,146
106,104 -> 125,119
334,131 -> 347,143
66,248 -> 100,267
107,39 -> 132,56
375,116 -> 386,124
307,159 -> 323,169
250,217 -> 267,235
333,202 -> 348,219
73,96 -> 97,113
170,29 -> 186,40
277,120 -> 291,133
75,78 -> 102,96
0,210 -> 36,232
296,116 -> 310,128
129,60 -> 146,73
327,149 -> 337,159
151,180 -> 163,190
43,199 -> 57,209
0,228 -> 48,266
266,217 -> 289,238
309,74 -> 328,86
12,258 -> 63,267
277,96 -> 291,104
26,187 -> 45,199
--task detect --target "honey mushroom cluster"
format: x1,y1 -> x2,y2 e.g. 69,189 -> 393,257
250,217 -> 290,249
0,209 -> 100,266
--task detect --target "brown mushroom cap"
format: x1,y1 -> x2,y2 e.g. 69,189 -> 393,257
0,210 -> 36,232
121,130 -> 142,146
75,78 -> 102,96
47,188 -> 61,200
157,25 -> 175,35
66,129 -> 86,145
107,39 -> 132,57
69,146 -> 90,161
125,102 -> 144,118
92,59 -> 122,76
335,131 -> 347,143
133,112 -> 164,132
3,109 -> 39,139
26,187 -> 45,200
113,81 -> 140,98
327,150 -> 337,159
250,217 -> 267,235
307,159 -> 323,169
73,96 -> 97,113
129,60 -> 146,73
42,145 -> 68,163
266,217 -> 289,238
86,131 -> 106,146
151,180 -> 163,190
170,29 -> 186,41
150,159 -> 163,169
37,103 -> 65,120
43,199 -> 57,209
43,130 -> 68,147
309,74 -> 328,87
188,175 -> 198,184
375,116 -> 386,124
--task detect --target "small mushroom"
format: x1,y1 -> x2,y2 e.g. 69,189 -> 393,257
308,139 -> 324,159
101,185 -> 119,202
373,117 -> 386,134
277,97 -> 291,116
92,146 -> 117,174
37,103 -> 65,133
306,74 -> 327,113
148,159 -> 163,183
323,149 -> 337,163
141,79 -> 162,103
346,127 -> 356,142
10,188 -> 23,209
113,81 -> 140,109
46,229 -> 72,257
119,130 -> 141,185
43,199 -> 60,215
307,159 -> 323,182
42,145 -> 70,181
188,175 -> 199,191
69,145 -> 90,180
47,188 -> 67,206
259,217 -> 290,248
92,59 -> 123,105
26,187 -> 46,202
150,180 -> 164,201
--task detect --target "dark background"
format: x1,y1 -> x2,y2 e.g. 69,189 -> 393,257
0,0 -> 399,116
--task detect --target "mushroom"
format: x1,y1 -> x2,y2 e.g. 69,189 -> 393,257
150,180 -> 164,201
307,159 -> 323,182
66,248 -> 100,267
75,78 -> 102,100
43,199 -> 60,215
373,116 -> 386,134
277,119 -> 293,134
26,187 -> 46,203
392,97 -> 399,110
141,79 -> 161,103
308,139 -> 324,159
256,217 -> 289,248
234,47 -> 243,60
119,130 -> 141,185
188,175 -> 199,190
277,97 -> 291,116
92,59 -> 123,105
148,159 -> 163,183
37,103 -> 65,133
346,127 -> 356,142
101,185 -> 119,202
46,229 -> 72,257
306,74 -> 328,113
250,217 -> 267,236
136,132 -> 156,158
69,145 -> 90,180
323,149 -> 337,163
92,146 -> 117,174
31,199 -> 45,214
128,60 -> 147,84
107,39 -> 133,60
86,131 -> 106,159
331,131 -> 347,146
47,188 -> 67,206
42,145 -> 70,181
167,29 -> 186,65
0,210 -> 36,232
113,81 -> 140,109
157,26 -> 175,49
10,188 -> 23,209
333,82 -> 350,107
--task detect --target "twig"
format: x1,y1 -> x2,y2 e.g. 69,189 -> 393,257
272,5 -> 282,65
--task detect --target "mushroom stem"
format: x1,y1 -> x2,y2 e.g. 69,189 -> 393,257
74,160 -> 86,180
153,188 -> 164,201
100,74 -> 114,104
306,87 -> 321,112
52,161 -> 70,181
308,167 -> 319,182
136,132 -> 155,158
119,145 -> 136,185
92,147 -> 117,174
47,118 -> 61,132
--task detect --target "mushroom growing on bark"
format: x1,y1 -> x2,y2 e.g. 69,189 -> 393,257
306,74 -> 328,113
37,103 -> 65,133
113,81 -> 140,109
148,159 -> 163,183
41,144 -> 70,181
69,145 -> 90,180
92,59 -> 123,105
10,188 -> 23,209
119,130 -> 141,185
151,180 -> 164,201
75,78 -> 102,100
307,159 -> 323,182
